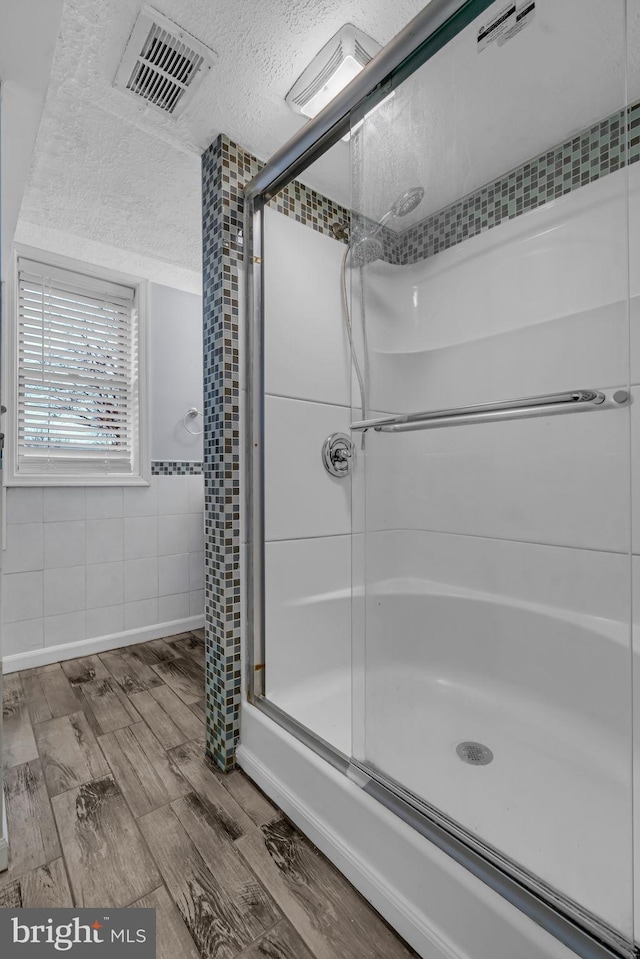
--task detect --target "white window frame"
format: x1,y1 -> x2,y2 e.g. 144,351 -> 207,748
4,245 -> 150,486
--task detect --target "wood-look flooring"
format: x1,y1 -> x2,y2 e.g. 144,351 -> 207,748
2,632 -> 416,959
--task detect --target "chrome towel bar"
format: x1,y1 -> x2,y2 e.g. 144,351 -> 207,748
350,389 -> 630,434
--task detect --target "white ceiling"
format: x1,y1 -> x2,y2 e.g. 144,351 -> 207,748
17,0 -> 426,276
0,0 -> 65,277
15,0 -> 640,278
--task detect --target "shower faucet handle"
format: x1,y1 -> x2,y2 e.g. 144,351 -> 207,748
322,433 -> 355,478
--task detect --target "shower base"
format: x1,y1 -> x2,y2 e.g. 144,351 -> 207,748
264,576 -> 636,942
239,700 -> 577,959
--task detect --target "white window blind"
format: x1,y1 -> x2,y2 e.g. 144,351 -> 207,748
16,257 -> 140,478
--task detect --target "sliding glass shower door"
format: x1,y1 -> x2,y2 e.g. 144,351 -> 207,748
350,0 -> 635,948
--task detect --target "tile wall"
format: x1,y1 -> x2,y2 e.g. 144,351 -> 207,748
2,475 -> 205,658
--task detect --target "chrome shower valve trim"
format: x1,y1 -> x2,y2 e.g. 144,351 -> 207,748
322,432 -> 355,477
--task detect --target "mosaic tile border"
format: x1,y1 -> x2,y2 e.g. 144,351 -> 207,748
151,461 -> 203,475
392,99 -> 640,265
202,136 -> 352,772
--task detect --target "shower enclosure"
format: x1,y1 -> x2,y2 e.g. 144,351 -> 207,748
242,2 -> 638,957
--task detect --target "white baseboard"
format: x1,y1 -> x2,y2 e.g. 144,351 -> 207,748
1,615 -> 205,673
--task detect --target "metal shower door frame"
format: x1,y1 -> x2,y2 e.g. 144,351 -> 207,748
242,2 -> 635,957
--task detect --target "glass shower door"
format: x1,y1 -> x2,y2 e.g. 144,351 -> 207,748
350,0 -> 634,949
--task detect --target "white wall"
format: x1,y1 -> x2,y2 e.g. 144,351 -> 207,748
2,240 -> 205,670
262,207 -> 352,726
150,283 -> 203,462
2,477 -> 204,666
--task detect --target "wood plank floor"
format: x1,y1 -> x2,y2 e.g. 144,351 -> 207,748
2,633 -> 416,959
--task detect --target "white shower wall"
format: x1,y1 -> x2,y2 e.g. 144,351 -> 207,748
2,280 -> 205,668
363,165 -> 639,552
263,207 -> 352,713
261,164 -> 640,765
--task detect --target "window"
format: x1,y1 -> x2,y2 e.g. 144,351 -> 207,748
5,249 -> 149,485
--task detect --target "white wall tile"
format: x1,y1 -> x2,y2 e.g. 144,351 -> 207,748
188,473 -> 204,514
265,536 -> 351,700
3,618 -> 44,656
4,523 -> 44,573
3,470 -> 204,658
158,475 -> 190,515
7,488 -> 43,524
159,592 -> 190,622
86,519 -> 124,564
124,557 -> 158,603
189,551 -> 204,592
44,611 -> 86,647
4,571 -> 43,623
124,516 -> 158,560
187,513 -> 204,553
85,487 -> 124,519
86,562 -> 124,609
123,482 -> 158,517
189,590 -> 204,616
124,598 -> 159,630
43,488 -> 85,522
158,515 -> 190,556
158,553 -> 189,596
265,395 -> 351,541
87,604 -> 125,639
44,566 -> 85,616
264,207 -> 350,407
44,521 -> 85,569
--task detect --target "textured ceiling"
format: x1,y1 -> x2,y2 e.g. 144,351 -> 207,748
18,0 -> 426,274
17,0 -> 640,276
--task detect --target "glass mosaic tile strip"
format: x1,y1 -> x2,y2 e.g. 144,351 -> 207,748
392,99 -> 640,266
151,461 -> 203,475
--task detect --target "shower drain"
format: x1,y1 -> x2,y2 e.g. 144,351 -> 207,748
456,741 -> 494,765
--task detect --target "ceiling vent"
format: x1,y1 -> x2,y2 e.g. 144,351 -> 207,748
286,24 -> 381,120
114,5 -> 216,117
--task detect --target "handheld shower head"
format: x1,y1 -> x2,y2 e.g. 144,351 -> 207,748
350,235 -> 384,265
348,185 -> 425,265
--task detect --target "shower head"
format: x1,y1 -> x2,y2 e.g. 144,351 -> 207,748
347,185 -> 424,265
389,186 -> 425,219
372,186 -> 425,235
350,234 -> 384,265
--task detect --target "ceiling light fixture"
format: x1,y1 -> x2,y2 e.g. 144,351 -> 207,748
285,23 -> 381,122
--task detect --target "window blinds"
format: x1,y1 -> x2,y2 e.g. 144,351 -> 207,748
16,257 -> 139,477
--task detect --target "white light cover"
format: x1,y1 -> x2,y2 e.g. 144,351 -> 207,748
285,24 -> 381,122
299,55 -> 363,119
